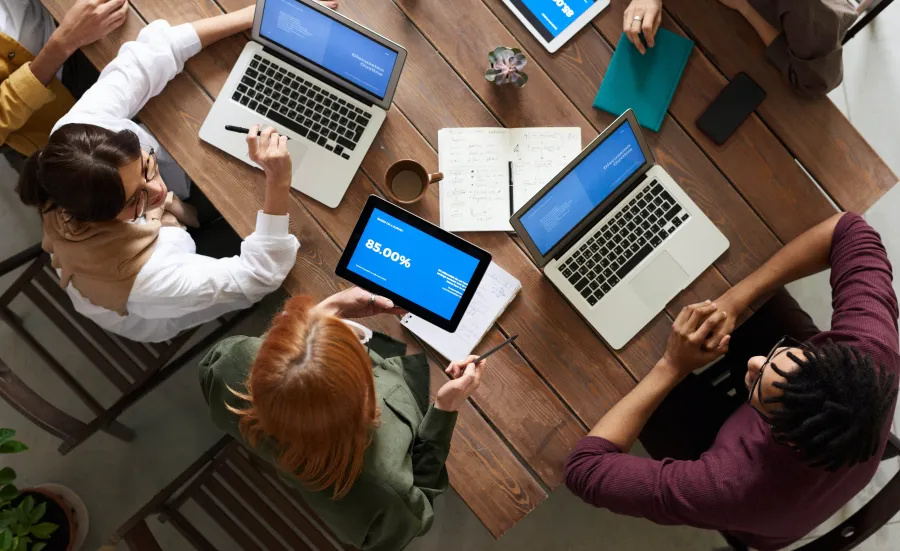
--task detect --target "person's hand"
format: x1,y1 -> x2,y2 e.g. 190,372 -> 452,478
166,196 -> 200,229
314,287 -> 407,319
53,0 -> 129,53
436,355 -> 486,412
623,0 -> 663,54
717,0 -> 749,12
661,300 -> 731,378
247,125 -> 292,187
703,287 -> 750,351
317,0 -> 339,9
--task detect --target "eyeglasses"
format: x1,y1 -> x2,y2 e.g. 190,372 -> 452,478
747,335 -> 811,420
124,148 -> 158,221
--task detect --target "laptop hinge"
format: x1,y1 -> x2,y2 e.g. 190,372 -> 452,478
551,172 -> 650,262
262,46 -> 375,108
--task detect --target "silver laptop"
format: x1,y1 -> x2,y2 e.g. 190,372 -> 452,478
510,111 -> 729,349
199,0 -> 407,208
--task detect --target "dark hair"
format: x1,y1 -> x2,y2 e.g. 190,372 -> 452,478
17,123 -> 142,222
766,341 -> 898,471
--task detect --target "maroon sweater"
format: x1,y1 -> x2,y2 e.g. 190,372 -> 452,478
565,214 -> 900,550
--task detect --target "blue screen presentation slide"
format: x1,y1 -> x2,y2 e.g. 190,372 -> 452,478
520,123 -> 646,255
347,209 -> 481,320
260,0 -> 399,98
514,0 -> 597,40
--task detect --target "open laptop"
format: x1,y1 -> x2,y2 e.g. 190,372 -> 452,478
510,110 -> 729,349
199,0 -> 407,208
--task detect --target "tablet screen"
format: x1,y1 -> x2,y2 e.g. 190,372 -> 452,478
343,204 -> 485,324
508,0 -> 600,41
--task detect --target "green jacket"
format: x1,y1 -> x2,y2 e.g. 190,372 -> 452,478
198,331 -> 457,551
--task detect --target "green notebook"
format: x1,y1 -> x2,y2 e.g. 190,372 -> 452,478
593,29 -> 694,132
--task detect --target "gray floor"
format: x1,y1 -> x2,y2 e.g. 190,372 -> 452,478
2,4 -> 900,550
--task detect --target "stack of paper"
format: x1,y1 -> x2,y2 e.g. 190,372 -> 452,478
402,262 -> 521,361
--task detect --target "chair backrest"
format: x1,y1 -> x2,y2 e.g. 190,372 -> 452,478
0,248 -> 200,453
117,438 -> 358,551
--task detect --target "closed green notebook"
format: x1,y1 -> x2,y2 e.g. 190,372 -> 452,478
593,29 -> 694,132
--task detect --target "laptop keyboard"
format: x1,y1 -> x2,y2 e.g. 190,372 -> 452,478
232,54 -> 372,159
560,180 -> 691,306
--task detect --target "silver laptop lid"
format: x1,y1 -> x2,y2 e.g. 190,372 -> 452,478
510,110 -> 655,268
251,0 -> 407,110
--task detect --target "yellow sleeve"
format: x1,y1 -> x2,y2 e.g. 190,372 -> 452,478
0,62 -> 57,146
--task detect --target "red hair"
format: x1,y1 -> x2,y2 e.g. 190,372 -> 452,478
227,296 -> 378,498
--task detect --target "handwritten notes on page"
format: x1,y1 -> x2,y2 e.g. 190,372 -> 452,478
402,262 -> 521,361
510,128 -> 581,212
439,128 -> 510,232
438,127 -> 581,233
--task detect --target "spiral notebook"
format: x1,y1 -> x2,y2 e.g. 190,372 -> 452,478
401,262 -> 521,361
593,29 -> 694,132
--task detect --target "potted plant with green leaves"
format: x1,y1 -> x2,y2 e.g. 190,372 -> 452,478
485,46 -> 529,88
0,429 -> 87,551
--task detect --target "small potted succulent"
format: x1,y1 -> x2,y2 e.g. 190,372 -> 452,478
0,429 -> 87,551
485,46 -> 529,88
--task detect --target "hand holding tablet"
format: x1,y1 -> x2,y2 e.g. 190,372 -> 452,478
335,196 -> 492,332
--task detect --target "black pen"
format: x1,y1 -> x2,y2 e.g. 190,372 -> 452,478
474,334 -> 518,364
225,125 -> 290,139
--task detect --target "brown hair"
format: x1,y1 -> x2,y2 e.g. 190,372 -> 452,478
17,123 -> 141,222
228,296 -> 379,498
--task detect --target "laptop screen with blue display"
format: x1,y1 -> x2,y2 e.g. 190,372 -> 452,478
519,122 -> 646,255
259,0 -> 400,99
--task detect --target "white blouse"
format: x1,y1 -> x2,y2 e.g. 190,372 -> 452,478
51,21 -> 300,343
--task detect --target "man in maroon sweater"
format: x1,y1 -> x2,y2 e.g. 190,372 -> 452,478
565,212 -> 900,550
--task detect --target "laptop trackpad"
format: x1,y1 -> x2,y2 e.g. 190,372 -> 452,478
631,252 -> 689,309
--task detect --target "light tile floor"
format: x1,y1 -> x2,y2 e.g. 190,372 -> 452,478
1,4 -> 900,550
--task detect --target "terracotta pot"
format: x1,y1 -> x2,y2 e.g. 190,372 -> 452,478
19,484 -> 88,551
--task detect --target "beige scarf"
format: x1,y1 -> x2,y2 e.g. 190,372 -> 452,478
41,192 -> 181,315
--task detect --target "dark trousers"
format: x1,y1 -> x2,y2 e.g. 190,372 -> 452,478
639,289 -> 821,461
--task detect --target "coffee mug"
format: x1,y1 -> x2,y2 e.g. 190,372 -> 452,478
384,159 -> 443,204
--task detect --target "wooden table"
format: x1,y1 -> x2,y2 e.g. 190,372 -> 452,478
40,0 -> 898,539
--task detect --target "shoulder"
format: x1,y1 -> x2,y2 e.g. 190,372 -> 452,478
199,336 -> 262,393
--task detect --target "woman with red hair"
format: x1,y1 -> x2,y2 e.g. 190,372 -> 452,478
199,287 -> 487,550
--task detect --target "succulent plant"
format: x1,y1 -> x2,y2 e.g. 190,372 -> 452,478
485,47 -> 528,87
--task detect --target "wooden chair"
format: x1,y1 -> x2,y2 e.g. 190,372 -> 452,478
0,245 -> 255,454
112,437 -> 358,551
698,360 -> 900,551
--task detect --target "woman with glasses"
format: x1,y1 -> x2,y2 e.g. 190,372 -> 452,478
566,212 -> 899,551
15,6 -> 301,343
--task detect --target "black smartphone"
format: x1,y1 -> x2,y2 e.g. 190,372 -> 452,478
696,72 -> 766,145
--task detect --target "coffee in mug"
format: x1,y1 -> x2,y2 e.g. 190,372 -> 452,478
385,159 -> 443,204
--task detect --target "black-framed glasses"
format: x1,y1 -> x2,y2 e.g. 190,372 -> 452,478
124,148 -> 158,221
747,335 -> 811,420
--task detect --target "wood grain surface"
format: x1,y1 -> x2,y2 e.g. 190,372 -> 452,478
37,0 -> 897,538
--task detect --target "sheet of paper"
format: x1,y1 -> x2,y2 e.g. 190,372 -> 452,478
402,262 -> 521,361
510,128 -> 582,211
438,128 -> 513,232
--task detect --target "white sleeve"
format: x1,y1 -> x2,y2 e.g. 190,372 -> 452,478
126,211 -> 300,321
56,20 -> 201,125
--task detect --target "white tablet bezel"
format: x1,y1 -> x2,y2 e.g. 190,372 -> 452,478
501,0 -> 610,53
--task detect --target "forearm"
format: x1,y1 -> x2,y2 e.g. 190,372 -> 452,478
587,359 -> 682,451
29,36 -> 74,86
726,212 -> 844,310
192,6 -> 255,49
262,180 -> 290,216
738,2 -> 779,46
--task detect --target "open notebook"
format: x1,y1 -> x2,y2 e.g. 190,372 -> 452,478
438,127 -> 581,232
401,262 -> 521,361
